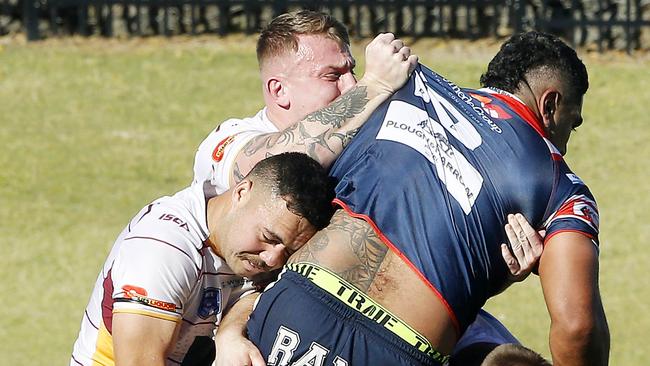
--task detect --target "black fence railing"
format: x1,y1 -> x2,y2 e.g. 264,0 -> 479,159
1,0 -> 649,52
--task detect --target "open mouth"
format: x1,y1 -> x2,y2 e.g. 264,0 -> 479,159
242,258 -> 265,273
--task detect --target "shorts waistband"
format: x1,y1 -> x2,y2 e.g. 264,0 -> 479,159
286,262 -> 449,365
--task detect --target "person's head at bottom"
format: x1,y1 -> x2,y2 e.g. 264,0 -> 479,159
207,152 -> 336,279
481,343 -> 552,366
450,342 -> 551,366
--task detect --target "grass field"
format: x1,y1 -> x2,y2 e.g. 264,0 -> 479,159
0,35 -> 648,365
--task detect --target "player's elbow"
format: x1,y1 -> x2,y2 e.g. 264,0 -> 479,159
554,314 -> 610,365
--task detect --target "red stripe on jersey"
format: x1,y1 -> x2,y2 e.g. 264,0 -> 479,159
332,198 -> 461,338
102,269 -> 115,334
489,92 -> 548,138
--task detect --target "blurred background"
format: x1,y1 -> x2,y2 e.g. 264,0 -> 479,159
0,1 -> 649,365
1,0 -> 650,52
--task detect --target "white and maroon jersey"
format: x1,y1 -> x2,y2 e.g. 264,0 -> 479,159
193,108 -> 278,196
70,184 -> 253,366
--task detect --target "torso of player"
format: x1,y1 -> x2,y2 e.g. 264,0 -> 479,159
308,65 -> 598,350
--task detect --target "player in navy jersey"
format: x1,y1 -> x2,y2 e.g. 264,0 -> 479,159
240,31 -> 609,366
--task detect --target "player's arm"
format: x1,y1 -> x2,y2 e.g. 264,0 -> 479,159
112,313 -> 179,366
538,231 -> 610,366
229,33 -> 418,186
214,292 -> 264,366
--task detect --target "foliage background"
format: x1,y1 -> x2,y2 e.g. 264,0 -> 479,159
0,35 -> 648,365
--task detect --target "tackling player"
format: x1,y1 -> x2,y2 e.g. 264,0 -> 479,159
69,153 -> 334,365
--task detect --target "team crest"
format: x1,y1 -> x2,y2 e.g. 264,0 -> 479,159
198,287 -> 222,319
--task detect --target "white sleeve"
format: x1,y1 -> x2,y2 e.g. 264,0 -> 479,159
111,237 -> 199,322
193,120 -> 269,195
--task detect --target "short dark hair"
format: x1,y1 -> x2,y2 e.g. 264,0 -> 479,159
257,10 -> 350,69
481,343 -> 551,366
480,31 -> 588,101
247,152 -> 335,230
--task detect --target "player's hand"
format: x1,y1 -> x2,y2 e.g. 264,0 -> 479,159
501,213 -> 545,282
214,330 -> 265,366
359,33 -> 418,97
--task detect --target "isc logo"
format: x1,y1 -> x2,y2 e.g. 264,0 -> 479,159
158,213 -> 190,232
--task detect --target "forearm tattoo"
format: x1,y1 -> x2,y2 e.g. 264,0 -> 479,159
292,212 -> 388,291
305,85 -> 368,128
241,86 -> 368,161
331,127 -> 361,147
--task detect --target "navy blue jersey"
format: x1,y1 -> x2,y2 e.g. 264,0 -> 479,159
329,64 -> 599,334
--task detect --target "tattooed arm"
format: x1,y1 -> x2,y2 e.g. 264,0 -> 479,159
229,34 -> 418,187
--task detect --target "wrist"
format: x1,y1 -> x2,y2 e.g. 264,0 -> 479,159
357,74 -> 394,99
216,324 -> 246,343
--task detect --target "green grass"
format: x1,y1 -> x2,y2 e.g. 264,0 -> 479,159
0,36 -> 647,365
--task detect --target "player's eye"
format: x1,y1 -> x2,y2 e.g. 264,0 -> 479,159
325,73 -> 341,81
262,232 -> 281,245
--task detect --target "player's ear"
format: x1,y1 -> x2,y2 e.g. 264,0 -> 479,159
539,89 -> 561,130
231,178 -> 253,207
266,76 -> 290,109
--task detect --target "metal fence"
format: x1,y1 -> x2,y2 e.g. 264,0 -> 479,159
1,0 -> 649,51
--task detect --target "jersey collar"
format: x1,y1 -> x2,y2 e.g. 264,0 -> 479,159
260,107 -> 281,132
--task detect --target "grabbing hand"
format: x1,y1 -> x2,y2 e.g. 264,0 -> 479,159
360,33 -> 418,97
214,330 -> 266,366
501,213 -> 545,282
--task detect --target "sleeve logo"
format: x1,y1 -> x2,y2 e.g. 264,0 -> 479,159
122,284 -> 147,298
211,135 -> 235,163
547,195 -> 599,232
120,285 -> 177,312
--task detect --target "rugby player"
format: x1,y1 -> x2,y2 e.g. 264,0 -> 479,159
193,11 -> 417,195
69,153 -> 334,365
236,31 -> 609,366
